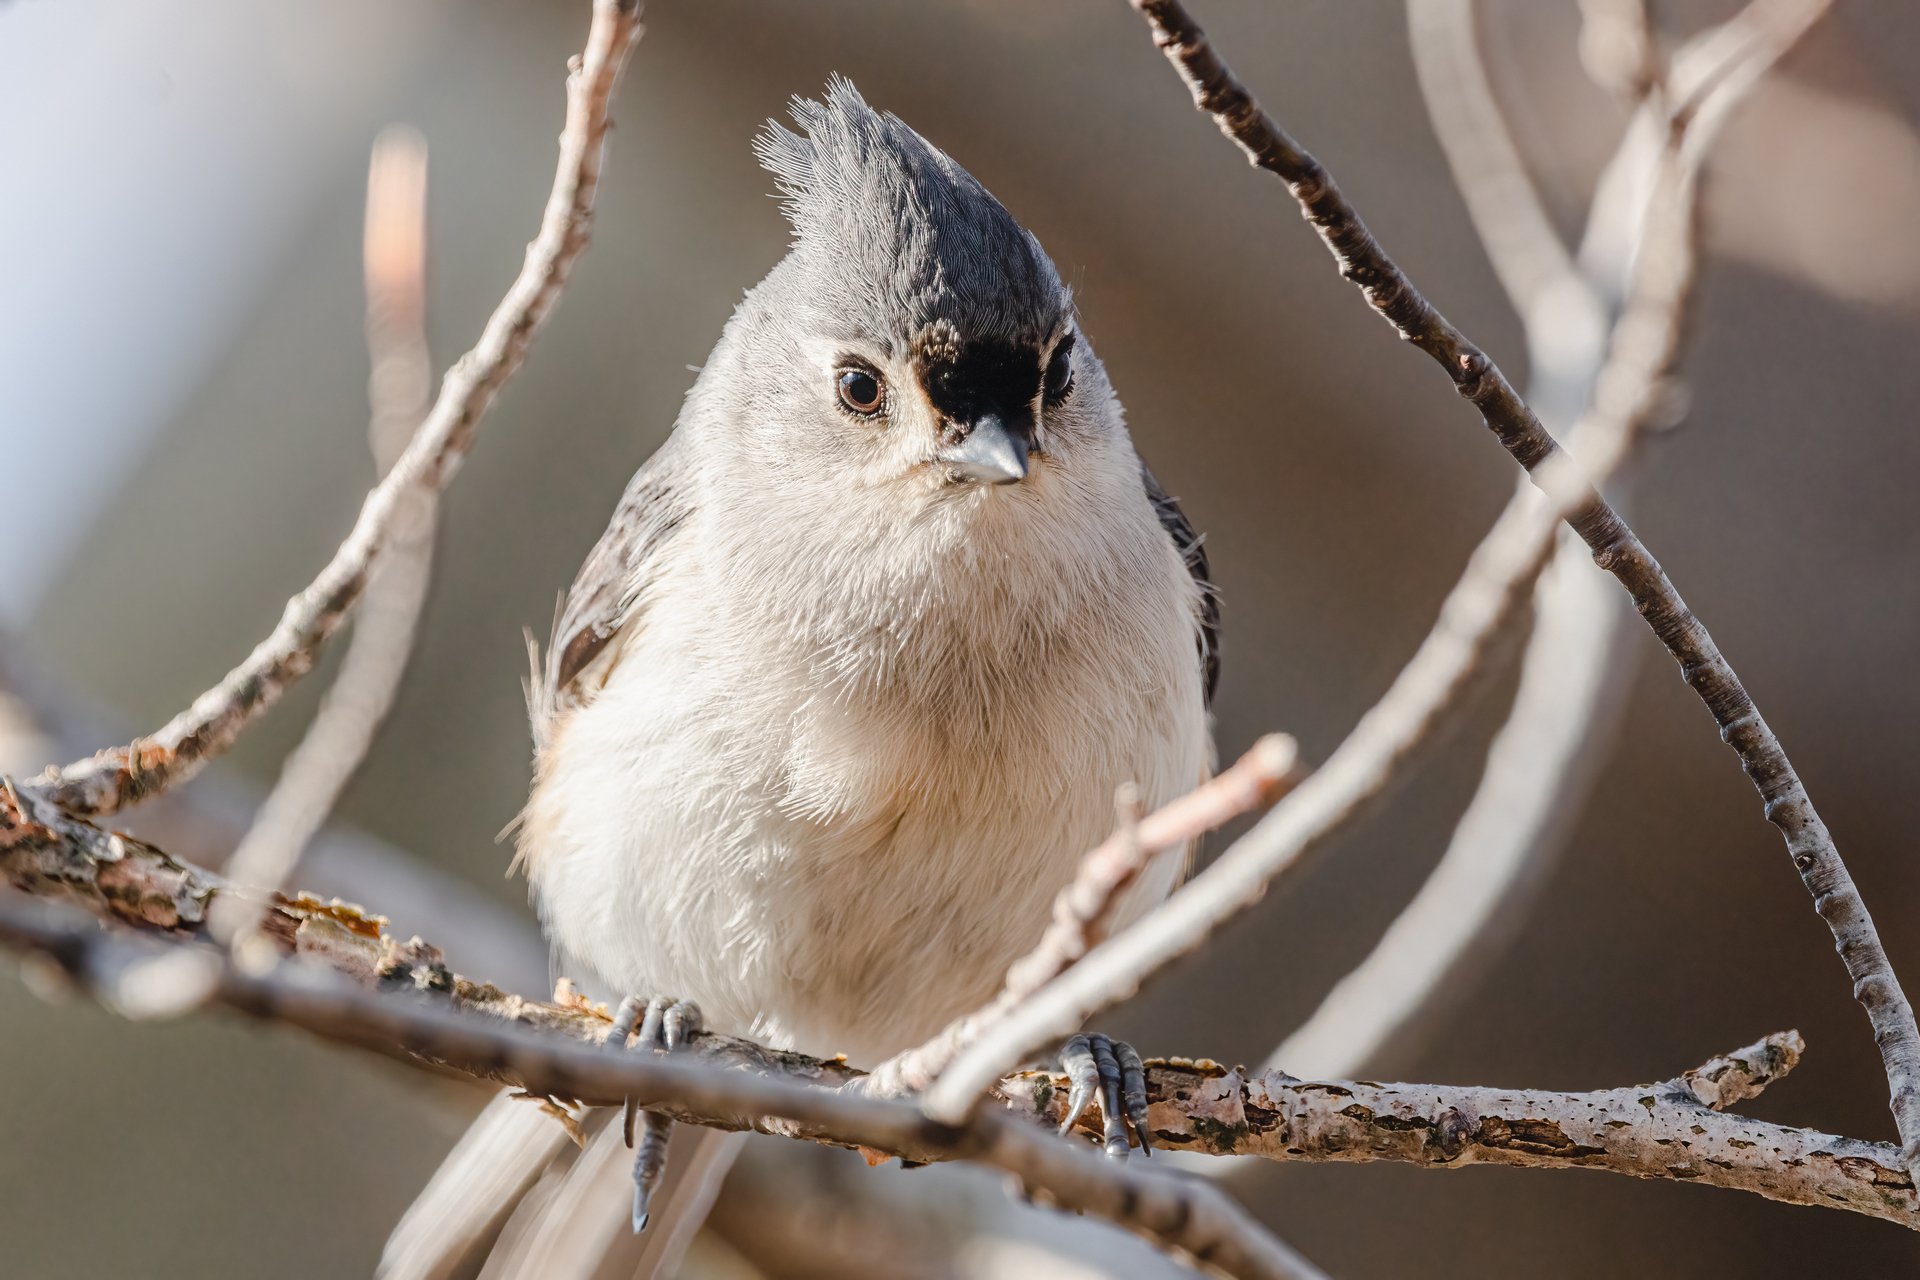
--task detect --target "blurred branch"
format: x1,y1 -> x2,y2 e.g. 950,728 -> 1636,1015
871,734 -> 1302,1096
1077,0 -> 1920,1196
29,0 -> 646,819
1577,0 -> 1660,101
1274,0 -> 1821,1079
1408,0 -> 1593,323
0,833 -> 1911,1236
703,1160 -> 963,1280
216,128 -> 439,954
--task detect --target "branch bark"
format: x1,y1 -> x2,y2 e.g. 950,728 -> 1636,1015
28,0 -> 646,819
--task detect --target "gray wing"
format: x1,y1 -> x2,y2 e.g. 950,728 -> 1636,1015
1141,461 -> 1219,708
533,439 -> 690,745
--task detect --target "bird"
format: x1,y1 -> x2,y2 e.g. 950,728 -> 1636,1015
384,76 -> 1217,1278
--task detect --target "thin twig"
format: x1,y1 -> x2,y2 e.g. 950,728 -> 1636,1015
870,735 -> 1301,1095
216,129 -> 439,956
30,0 -> 646,819
1039,0 -> 1920,1192
1273,0 -> 1817,1079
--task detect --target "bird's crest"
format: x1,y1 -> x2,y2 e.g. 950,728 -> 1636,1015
752,76 -> 1061,344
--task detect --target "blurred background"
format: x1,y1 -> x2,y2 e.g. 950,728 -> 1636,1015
2,0 -> 1918,1275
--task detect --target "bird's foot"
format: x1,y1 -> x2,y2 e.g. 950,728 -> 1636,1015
1057,1032 -> 1152,1159
605,994 -> 703,1231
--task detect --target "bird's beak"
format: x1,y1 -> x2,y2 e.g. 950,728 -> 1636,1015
939,412 -> 1031,485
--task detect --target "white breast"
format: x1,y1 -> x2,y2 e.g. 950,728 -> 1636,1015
523,466 -> 1210,1066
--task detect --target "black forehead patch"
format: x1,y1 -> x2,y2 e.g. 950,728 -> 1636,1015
919,336 -> 1043,428
754,76 -> 1064,346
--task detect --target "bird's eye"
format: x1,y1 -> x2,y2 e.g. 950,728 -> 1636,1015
1043,336 -> 1075,402
836,367 -> 885,416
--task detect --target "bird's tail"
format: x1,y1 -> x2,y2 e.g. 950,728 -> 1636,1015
380,1089 -> 744,1280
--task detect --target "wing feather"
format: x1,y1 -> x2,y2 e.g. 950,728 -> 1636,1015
533,440 -> 690,745
1141,461 -> 1220,707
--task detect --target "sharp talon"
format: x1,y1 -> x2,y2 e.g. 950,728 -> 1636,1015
1058,1034 -> 1095,1135
630,1108 -> 673,1234
1116,1039 -> 1152,1157
609,996 -> 648,1147
1089,1034 -> 1129,1160
663,999 -> 701,1050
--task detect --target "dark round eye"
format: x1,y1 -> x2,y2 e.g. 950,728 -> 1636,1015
1043,338 -> 1075,402
836,368 -> 885,415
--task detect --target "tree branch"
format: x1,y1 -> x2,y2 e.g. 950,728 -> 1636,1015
0,792 -> 1317,1280
1273,0 -> 1817,1080
1075,0 -> 1920,1193
924,0 -> 1804,1117
1408,0 -> 1591,323
28,0 -> 645,819
3,785 -> 1912,1241
3,836 -> 1904,1258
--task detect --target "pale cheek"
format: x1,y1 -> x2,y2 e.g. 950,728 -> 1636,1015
828,420 -> 926,491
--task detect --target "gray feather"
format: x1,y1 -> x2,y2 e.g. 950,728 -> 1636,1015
1142,463 -> 1220,706
753,75 -> 1061,348
537,436 -> 690,747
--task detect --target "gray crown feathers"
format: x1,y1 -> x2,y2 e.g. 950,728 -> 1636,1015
752,76 -> 1062,344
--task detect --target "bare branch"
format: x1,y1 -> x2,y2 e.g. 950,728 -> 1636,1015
1,854 -> 1910,1236
30,0 -> 646,819
1118,1034 -> 1915,1229
216,128 -> 439,954
871,734 -> 1301,1095
0,635 -> 548,990
1275,0 -> 1818,1079
1577,0 -> 1661,101
0,795 -> 1317,1280
1080,0 -> 1920,1194
1408,0 -> 1593,323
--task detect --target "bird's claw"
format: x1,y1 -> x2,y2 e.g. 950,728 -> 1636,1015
606,994 -> 703,1231
1058,1032 -> 1152,1159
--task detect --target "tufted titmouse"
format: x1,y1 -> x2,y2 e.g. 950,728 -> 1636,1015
391,77 -> 1217,1276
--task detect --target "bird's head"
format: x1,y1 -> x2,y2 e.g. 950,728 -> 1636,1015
695,78 -> 1125,506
